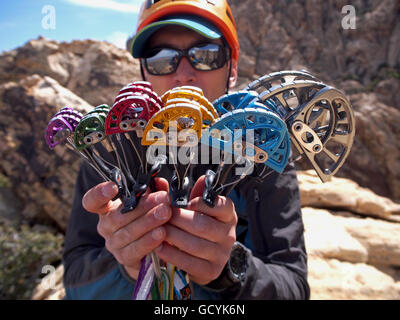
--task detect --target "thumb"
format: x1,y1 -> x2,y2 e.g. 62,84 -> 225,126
189,175 -> 206,201
141,177 -> 170,198
153,177 -> 170,193
82,181 -> 119,215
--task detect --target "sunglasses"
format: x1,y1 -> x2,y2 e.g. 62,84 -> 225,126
142,43 -> 230,76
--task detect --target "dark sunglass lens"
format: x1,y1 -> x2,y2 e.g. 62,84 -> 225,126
145,48 -> 179,75
189,44 -> 226,71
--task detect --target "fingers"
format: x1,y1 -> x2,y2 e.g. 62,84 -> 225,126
153,177 -> 169,193
141,177 -> 170,198
83,177 -> 169,216
163,224 -> 228,262
187,195 -> 238,224
155,242 -> 224,285
84,175 -> 238,285
168,207 -> 231,243
113,225 -> 167,272
82,181 -> 120,215
97,190 -> 171,236
189,175 -> 237,224
162,187 -> 238,285
83,177 -> 172,280
189,175 -> 206,201
106,202 -> 171,251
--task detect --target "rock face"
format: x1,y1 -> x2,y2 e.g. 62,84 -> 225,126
32,264 -> 65,300
340,93 -> 400,201
229,0 -> 400,201
303,207 -> 400,299
0,75 -> 92,230
298,171 -> 400,221
0,37 -> 141,107
297,171 -> 400,299
308,256 -> 400,300
298,170 -> 400,299
230,0 -> 400,92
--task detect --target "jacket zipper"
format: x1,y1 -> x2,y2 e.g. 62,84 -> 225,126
254,188 -> 260,203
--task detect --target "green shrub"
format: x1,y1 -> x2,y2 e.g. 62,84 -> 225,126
0,173 -> 11,188
0,219 -> 63,299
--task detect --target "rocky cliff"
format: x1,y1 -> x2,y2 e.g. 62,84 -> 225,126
0,0 -> 399,300
0,38 -> 140,230
229,0 -> 400,201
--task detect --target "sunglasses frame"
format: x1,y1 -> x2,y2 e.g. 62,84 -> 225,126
142,42 -> 231,76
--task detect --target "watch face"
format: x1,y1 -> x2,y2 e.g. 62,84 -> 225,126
229,244 -> 248,280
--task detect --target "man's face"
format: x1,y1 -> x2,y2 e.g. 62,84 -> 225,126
142,25 -> 237,102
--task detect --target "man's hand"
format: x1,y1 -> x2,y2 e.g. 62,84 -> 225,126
82,178 -> 172,280
156,176 -> 238,285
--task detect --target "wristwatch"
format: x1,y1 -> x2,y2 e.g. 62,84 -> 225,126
206,241 -> 249,290
227,241 -> 249,282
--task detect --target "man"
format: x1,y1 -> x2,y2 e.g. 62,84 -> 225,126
63,0 -> 309,299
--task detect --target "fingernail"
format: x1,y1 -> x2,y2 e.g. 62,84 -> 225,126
154,205 -> 169,220
152,227 -> 164,240
216,196 -> 224,207
102,183 -> 118,198
155,192 -> 170,204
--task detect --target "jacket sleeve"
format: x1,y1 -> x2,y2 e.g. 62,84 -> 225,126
62,161 -> 136,300
204,162 -> 310,300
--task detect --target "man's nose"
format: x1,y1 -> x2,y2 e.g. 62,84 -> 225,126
172,57 -> 196,85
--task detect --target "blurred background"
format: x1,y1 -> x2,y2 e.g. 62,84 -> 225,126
0,0 -> 399,299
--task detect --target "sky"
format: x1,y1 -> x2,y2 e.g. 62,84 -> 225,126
0,0 -> 142,53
